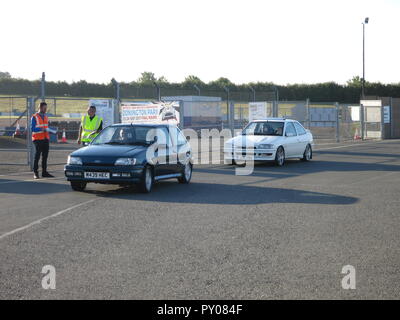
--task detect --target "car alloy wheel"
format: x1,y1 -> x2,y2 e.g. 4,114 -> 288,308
302,144 -> 312,161
145,167 -> 152,191
138,166 -> 153,193
275,147 -> 285,166
178,162 -> 192,184
184,162 -> 192,180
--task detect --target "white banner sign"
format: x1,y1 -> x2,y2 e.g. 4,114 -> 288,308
89,99 -> 114,128
249,102 -> 267,122
121,102 -> 180,125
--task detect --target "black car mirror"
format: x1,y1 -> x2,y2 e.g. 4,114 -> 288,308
150,136 -> 158,144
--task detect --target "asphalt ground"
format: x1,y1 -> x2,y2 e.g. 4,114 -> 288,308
0,139 -> 399,299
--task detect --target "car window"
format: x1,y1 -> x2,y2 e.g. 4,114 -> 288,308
153,127 -> 172,147
243,121 -> 284,136
176,129 -> 187,146
294,122 -> 307,135
285,122 -> 297,136
169,126 -> 187,146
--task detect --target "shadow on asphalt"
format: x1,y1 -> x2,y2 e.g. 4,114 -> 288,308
0,179 -> 68,194
86,181 -> 358,205
194,159 -> 400,179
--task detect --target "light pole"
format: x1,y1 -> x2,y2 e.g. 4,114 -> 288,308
362,17 -> 369,98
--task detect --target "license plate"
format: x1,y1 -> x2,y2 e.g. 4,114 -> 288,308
84,172 -> 110,179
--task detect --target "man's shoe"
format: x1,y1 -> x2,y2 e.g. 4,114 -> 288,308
34,172 -> 40,179
42,171 -> 54,178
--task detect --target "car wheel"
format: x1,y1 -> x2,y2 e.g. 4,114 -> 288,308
302,144 -> 312,161
138,166 -> 153,193
70,181 -> 87,191
178,162 -> 192,184
274,147 -> 285,166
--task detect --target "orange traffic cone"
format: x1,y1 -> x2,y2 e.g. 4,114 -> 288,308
354,127 -> 361,140
60,129 -> 67,143
13,121 -> 21,138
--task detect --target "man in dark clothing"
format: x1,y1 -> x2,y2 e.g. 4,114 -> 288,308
31,102 -> 54,179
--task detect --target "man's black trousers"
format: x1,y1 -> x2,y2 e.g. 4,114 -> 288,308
33,139 -> 49,173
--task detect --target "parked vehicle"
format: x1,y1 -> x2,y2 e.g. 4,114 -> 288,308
224,118 -> 314,166
65,124 -> 193,193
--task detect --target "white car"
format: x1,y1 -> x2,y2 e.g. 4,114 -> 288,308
224,118 -> 314,166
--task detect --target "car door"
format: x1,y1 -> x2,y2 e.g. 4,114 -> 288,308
153,127 -> 173,176
282,122 -> 298,157
293,121 -> 309,155
172,126 -> 192,172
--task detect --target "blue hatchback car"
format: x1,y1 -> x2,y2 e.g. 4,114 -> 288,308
65,123 -> 193,193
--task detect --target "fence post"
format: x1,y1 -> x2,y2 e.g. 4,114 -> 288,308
335,102 -> 340,142
27,97 -> 35,170
390,97 -> 394,139
178,100 -> 184,130
54,97 -> 57,116
360,103 -> 365,140
41,72 -> 45,101
306,98 -> 310,129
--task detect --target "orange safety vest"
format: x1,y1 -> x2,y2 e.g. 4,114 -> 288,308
32,113 -> 50,141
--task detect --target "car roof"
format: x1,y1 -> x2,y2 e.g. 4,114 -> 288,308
251,118 -> 294,122
111,123 -> 172,128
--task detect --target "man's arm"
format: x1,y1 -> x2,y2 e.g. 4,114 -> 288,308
31,116 -> 42,133
77,125 -> 82,144
97,120 -> 103,133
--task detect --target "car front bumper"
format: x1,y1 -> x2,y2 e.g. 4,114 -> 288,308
64,164 -> 145,184
223,147 -> 277,162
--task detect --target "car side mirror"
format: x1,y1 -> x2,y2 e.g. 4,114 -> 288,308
151,136 -> 158,144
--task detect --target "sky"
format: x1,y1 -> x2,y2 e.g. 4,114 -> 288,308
0,0 -> 399,85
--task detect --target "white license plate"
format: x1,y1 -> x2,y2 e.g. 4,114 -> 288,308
84,172 -> 110,179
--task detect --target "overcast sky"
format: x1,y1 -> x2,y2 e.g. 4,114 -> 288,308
0,0 -> 399,85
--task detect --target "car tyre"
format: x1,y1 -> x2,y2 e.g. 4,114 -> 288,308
70,181 -> 87,191
301,144 -> 312,161
138,165 -> 153,193
178,162 -> 192,184
274,147 -> 285,166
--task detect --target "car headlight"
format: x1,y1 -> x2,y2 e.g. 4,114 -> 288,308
257,144 -> 274,149
114,158 -> 137,166
68,156 -> 82,165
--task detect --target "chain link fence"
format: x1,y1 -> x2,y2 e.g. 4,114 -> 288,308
0,91 -> 377,171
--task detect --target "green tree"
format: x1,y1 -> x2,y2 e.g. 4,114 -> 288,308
346,76 -> 363,87
157,76 -> 169,84
208,77 -> 234,88
137,71 -> 156,84
183,75 -> 205,86
0,71 -> 11,79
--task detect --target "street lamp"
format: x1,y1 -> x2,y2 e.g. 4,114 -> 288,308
362,17 -> 369,98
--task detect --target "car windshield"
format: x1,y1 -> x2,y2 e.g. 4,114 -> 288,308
91,126 -> 156,146
242,121 -> 284,136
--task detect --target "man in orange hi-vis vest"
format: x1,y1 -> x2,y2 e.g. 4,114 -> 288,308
31,102 -> 55,179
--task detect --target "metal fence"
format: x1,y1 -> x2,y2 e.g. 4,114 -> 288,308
0,93 -> 375,170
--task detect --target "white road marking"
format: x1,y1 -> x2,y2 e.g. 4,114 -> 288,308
0,199 -> 96,241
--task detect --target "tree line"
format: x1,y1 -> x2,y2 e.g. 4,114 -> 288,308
0,71 -> 399,103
